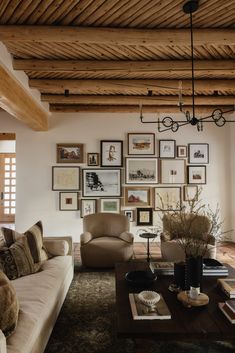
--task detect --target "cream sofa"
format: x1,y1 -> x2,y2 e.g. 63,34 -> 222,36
0,236 -> 74,353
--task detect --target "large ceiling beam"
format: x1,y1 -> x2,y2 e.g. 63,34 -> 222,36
50,105 -> 234,114
0,63 -> 49,131
0,26 -> 234,46
42,94 -> 235,106
13,59 -> 235,75
29,79 -> 235,94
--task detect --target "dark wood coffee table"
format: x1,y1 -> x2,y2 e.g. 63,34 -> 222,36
115,261 -> 235,346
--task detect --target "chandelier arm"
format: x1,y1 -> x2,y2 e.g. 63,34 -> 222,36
158,120 -> 191,133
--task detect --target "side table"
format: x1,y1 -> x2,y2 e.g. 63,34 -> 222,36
139,232 -> 157,262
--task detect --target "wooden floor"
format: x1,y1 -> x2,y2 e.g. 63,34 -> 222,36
74,241 -> 235,266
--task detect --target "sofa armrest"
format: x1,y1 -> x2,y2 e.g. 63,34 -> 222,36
43,236 -> 73,256
119,231 -> 134,243
0,329 -> 6,353
80,232 -> 93,245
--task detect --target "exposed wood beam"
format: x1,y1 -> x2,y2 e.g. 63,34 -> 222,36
0,26 -> 234,46
29,79 -> 235,94
0,133 -> 15,140
50,105 -> 234,114
13,59 -> 235,74
42,94 -> 235,106
0,63 -> 49,131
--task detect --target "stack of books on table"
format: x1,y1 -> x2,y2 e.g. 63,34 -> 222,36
218,300 -> 235,324
217,278 -> 235,298
202,258 -> 228,276
150,262 -> 174,275
129,293 -> 171,320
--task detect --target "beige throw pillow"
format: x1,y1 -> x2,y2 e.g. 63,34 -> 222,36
0,271 -> 19,337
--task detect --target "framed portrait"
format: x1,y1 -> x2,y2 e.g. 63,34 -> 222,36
82,168 -> 121,197
188,143 -> 209,164
52,166 -> 80,190
136,208 -> 153,226
160,159 -> 186,184
183,185 -> 198,201
154,187 -> 181,211
100,140 -> 123,167
127,133 -> 155,155
80,199 -> 97,218
159,140 -> 176,158
56,143 -> 84,163
125,157 -> 158,184
100,198 -> 120,213
124,186 -> 151,207
59,192 -> 78,211
123,210 -> 134,222
87,153 -> 99,166
187,166 -> 206,184
177,145 -> 187,158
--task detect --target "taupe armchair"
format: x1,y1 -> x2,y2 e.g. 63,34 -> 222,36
160,213 -> 216,262
80,213 -> 134,268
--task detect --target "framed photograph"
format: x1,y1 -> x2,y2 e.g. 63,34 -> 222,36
188,143 -> 209,164
82,168 -> 121,197
154,187 -> 181,211
183,185 -> 198,201
100,198 -> 120,213
80,199 -> 97,217
136,208 -> 153,226
56,143 -> 84,163
125,157 -> 158,184
187,166 -> 206,184
59,192 -> 78,211
177,145 -> 187,158
52,166 -> 80,190
160,159 -> 186,184
127,133 -> 155,155
123,210 -> 134,222
100,140 -> 123,167
124,186 -> 151,207
159,140 -> 176,158
87,153 -> 99,166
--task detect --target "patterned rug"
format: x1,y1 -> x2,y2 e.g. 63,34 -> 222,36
44,267 -> 235,353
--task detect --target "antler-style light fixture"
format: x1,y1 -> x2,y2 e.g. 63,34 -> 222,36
140,0 -> 235,132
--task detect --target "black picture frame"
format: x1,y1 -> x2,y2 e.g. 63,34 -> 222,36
100,140 -> 123,167
136,208 -> 153,226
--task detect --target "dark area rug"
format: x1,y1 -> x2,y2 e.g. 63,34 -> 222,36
44,266 -> 235,353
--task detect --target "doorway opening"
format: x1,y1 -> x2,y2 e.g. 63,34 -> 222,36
0,133 -> 16,228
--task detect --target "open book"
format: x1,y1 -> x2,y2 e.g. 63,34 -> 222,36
129,293 -> 171,320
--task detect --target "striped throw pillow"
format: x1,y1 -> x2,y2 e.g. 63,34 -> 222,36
1,221 -> 48,263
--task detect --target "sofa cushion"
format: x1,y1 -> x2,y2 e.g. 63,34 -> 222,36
0,237 -> 41,280
1,221 -> 48,263
0,271 -> 19,337
43,239 -> 69,256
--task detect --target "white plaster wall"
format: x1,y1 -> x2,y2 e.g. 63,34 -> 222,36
0,110 -> 234,242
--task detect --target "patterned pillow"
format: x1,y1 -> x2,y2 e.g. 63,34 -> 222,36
1,221 -> 48,263
0,237 -> 41,280
0,271 -> 19,337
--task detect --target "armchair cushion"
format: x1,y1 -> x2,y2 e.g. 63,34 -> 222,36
119,231 -> 134,243
80,232 -> 93,245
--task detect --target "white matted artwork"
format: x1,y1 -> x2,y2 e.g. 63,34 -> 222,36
160,159 -> 185,184
80,199 -> 97,217
154,187 -> 181,211
125,157 -> 158,184
123,210 -> 134,222
100,140 -> 123,167
159,140 -> 176,158
59,192 -> 78,211
82,169 -> 121,197
188,143 -> 209,164
187,166 -> 206,184
128,133 -> 155,155
52,166 -> 80,190
100,198 -> 120,213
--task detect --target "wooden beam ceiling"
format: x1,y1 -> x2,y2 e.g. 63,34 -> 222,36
0,26 -> 234,46
0,63 -> 49,131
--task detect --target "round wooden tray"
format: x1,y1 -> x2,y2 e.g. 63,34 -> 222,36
177,291 -> 209,307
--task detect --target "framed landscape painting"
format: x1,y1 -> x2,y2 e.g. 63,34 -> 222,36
82,168 -> 121,197
100,198 -> 120,213
188,166 -> 206,184
154,187 -> 181,211
57,143 -> 84,163
52,166 -> 80,190
128,133 -> 155,155
100,140 -> 123,167
125,157 -> 158,184
80,199 -> 97,217
124,186 -> 151,207
188,143 -> 209,164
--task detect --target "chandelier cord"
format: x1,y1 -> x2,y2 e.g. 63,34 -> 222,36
190,10 -> 196,120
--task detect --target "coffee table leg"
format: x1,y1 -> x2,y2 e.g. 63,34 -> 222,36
134,338 -> 151,353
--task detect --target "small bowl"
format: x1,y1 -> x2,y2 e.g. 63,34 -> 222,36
125,270 -> 157,289
138,290 -> 160,307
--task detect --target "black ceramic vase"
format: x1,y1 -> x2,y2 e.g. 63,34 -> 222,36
185,256 -> 203,291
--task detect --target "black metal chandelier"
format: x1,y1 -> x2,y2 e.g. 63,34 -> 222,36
140,0 -> 235,132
